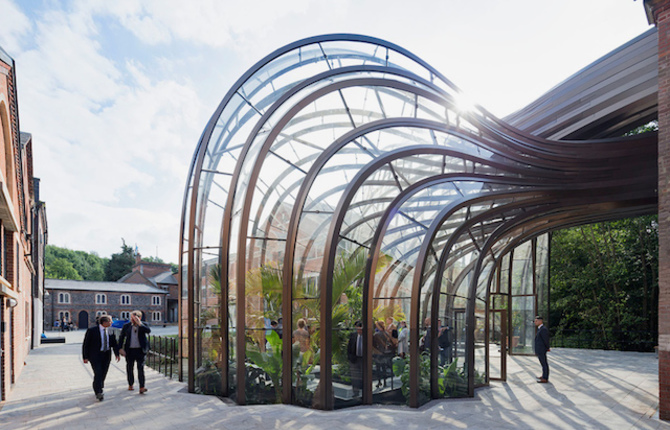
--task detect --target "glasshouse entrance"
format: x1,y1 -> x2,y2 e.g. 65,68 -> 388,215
178,33 -> 657,409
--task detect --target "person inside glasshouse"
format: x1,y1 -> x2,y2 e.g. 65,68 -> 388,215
397,321 -> 408,358
373,320 -> 394,388
386,317 -> 398,348
293,318 -> 310,353
420,317 -> 431,353
438,320 -> 452,366
347,321 -> 364,397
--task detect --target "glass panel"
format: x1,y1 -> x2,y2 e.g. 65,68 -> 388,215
182,34 -> 550,409
244,261 -> 283,405
228,268 -> 237,400
488,309 -> 504,380
474,309 -> 487,388
499,253 -> 510,295
194,254 -> 223,396
511,240 -> 533,296
245,327 -> 281,404
510,295 -> 535,355
536,234 -> 550,322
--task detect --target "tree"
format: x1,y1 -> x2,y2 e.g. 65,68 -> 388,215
45,245 -> 107,281
104,240 -> 136,281
46,257 -> 82,280
549,215 -> 658,350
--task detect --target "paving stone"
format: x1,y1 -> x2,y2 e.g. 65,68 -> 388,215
1,332 -> 670,429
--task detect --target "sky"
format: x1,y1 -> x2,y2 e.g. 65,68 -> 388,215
0,0 -> 653,261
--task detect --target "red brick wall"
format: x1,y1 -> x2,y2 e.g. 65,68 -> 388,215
0,55 -> 35,403
649,0 -> 670,421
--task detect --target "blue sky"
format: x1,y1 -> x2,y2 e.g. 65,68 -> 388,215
0,0 -> 653,261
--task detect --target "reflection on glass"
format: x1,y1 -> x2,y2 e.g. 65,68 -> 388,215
181,34 -> 559,410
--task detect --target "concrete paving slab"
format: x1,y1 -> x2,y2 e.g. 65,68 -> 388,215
1,331 -> 670,429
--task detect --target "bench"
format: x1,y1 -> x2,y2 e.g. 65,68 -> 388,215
41,337 -> 66,344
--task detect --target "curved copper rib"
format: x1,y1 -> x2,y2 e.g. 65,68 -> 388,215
180,33 -> 658,409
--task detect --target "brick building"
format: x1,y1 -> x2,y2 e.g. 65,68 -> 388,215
45,279 -> 167,330
118,255 -> 178,323
0,46 -> 47,403
644,0 -> 670,420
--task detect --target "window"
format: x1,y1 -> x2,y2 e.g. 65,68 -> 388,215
96,310 -> 107,317
58,292 -> 70,304
96,294 -> 106,304
152,311 -> 161,322
120,311 -> 130,320
120,294 -> 131,305
58,311 -> 70,321
152,295 -> 161,306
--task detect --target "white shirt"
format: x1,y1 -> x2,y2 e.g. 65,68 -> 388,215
99,325 -> 109,351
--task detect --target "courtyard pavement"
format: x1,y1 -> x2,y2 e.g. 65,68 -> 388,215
0,329 -> 668,429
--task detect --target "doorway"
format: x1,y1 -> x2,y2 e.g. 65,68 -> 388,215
488,309 -> 507,381
78,311 -> 89,329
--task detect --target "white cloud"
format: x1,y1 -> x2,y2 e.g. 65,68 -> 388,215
11,1 -> 206,260
0,0 -> 31,54
5,0 -> 655,263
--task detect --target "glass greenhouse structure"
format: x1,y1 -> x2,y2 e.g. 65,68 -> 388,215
178,34 -> 657,409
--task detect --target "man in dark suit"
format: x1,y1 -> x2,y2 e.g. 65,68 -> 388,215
534,315 -> 550,383
347,321 -> 364,398
118,310 -> 151,394
82,314 -> 120,401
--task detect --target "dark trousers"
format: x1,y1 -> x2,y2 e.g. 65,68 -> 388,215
350,359 -> 363,396
537,352 -> 549,380
126,348 -> 147,388
90,352 -> 112,394
439,346 -> 452,366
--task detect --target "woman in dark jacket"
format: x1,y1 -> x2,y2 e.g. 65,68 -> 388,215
118,310 -> 152,393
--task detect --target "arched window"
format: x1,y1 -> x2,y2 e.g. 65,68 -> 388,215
58,292 -> 70,304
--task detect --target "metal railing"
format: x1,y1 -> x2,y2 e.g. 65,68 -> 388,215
550,329 -> 656,352
146,335 -> 178,379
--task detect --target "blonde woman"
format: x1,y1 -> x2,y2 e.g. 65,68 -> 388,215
292,318 -> 310,353
118,310 -> 152,393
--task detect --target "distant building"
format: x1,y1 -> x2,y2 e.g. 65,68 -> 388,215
45,279 -> 167,329
0,46 -> 47,402
118,254 -> 178,323
30,172 -> 47,349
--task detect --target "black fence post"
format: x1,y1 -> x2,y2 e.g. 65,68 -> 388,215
170,337 -> 174,378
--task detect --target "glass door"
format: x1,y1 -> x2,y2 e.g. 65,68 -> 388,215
488,309 -> 506,381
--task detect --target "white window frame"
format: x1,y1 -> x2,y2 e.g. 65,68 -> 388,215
120,294 -> 131,305
152,295 -> 161,306
96,310 -> 107,317
96,294 -> 106,304
152,311 -> 161,322
120,311 -> 130,320
58,292 -> 70,304
58,311 -> 70,321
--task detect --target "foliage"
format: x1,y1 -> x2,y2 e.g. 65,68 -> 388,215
104,240 -> 137,281
392,355 -> 470,404
550,215 -> 658,351
393,354 -> 431,405
142,256 -> 165,263
45,245 -> 107,280
194,359 -> 223,396
438,359 -> 467,397
45,242 -> 177,282
46,257 -> 82,280
624,120 -> 657,136
245,330 -> 284,403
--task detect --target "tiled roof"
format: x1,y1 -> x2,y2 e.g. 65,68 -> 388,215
46,278 -> 167,294
151,271 -> 178,285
